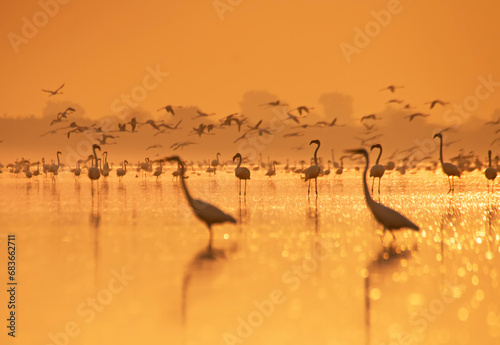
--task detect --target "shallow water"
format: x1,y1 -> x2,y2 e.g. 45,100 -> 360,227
0,169 -> 499,345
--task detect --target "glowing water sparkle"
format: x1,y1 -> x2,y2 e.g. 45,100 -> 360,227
0,169 -> 499,344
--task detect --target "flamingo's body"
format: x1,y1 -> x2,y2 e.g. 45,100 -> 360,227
117,160 -> 128,180
485,150 -> 497,191
88,145 -> 101,181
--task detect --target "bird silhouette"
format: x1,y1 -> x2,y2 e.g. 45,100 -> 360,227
166,156 -> 236,249
304,140 -> 321,196
433,133 -> 461,194
233,153 -> 250,196
345,148 -> 419,243
42,83 -> 65,96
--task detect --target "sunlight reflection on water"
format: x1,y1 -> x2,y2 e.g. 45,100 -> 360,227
0,169 -> 499,345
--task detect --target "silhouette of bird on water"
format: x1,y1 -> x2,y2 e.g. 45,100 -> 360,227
166,156 -> 236,249
345,148 -> 419,244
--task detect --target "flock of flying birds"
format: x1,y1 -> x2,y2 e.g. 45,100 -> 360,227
1,83 -> 500,247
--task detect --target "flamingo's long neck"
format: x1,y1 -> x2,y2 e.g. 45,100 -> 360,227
376,147 -> 382,165
124,162 -> 127,172
93,147 -> 98,168
179,161 -> 195,207
314,143 -> 320,165
362,152 -> 375,206
489,151 -> 492,167
236,157 -> 241,169
57,153 -> 60,168
438,137 -> 444,166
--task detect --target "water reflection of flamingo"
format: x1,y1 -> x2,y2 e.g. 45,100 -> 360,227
346,148 -> 419,243
166,156 -> 236,249
365,247 -> 415,345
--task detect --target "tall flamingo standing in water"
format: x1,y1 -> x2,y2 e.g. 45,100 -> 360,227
346,148 -> 419,243
305,140 -> 321,196
211,153 -> 221,174
88,144 -> 101,181
485,150 -> 497,192
166,156 -> 236,249
370,144 -> 385,195
116,160 -> 128,180
433,133 -> 461,194
233,153 -> 250,196
49,151 -> 61,179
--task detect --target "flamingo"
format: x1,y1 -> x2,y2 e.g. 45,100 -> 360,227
166,156 -> 236,249
70,161 -> 81,180
345,148 -> 419,243
485,150 -> 497,192
32,161 -> 40,178
211,153 -> 221,174
153,161 -> 163,179
304,140 -> 321,196
233,153 -> 250,196
49,151 -> 62,180
323,161 -> 331,176
41,83 -> 64,96
336,156 -> 346,176
88,144 -> 101,181
24,160 -> 32,179
370,144 -> 386,195
116,160 -> 128,180
433,133 -> 461,194
265,161 -> 276,179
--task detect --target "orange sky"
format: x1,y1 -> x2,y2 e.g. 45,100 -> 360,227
1,0 -> 500,163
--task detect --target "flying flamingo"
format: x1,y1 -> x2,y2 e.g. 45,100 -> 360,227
304,140 -> 321,196
41,83 -> 64,96
433,133 -> 461,194
485,150 -> 497,192
370,144 -> 386,195
116,160 -> 128,180
88,144 -> 101,181
233,153 -> 250,196
166,156 -> 236,249
346,148 -> 419,243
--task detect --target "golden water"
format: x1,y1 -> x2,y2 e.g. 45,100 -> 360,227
0,169 -> 499,345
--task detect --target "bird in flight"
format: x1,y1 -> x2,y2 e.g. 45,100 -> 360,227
486,117 -> 500,126
192,110 -> 215,119
260,100 -> 288,107
386,99 -> 404,104
97,134 -> 118,145
157,105 -> 181,115
285,112 -> 301,124
289,106 -> 314,115
283,131 -> 304,138
315,117 -> 344,127
405,113 -> 430,121
42,83 -> 65,96
425,99 -> 449,109
146,144 -> 163,150
170,141 -> 197,151
380,85 -> 404,93
360,114 -> 381,122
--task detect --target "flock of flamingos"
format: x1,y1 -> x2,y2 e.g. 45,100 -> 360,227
1,130 -> 498,250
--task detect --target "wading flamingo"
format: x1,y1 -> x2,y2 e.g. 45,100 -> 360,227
233,153 -> 250,196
